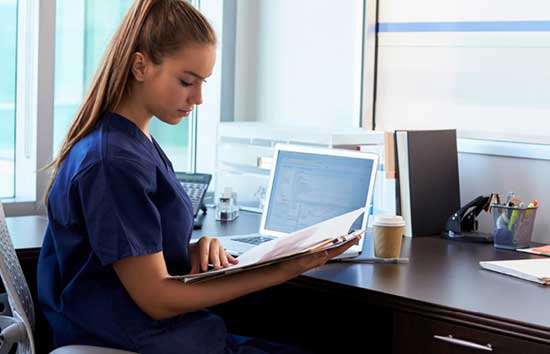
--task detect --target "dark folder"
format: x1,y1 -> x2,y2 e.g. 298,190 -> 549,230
395,129 -> 461,237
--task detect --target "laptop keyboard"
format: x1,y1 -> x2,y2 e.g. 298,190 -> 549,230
232,235 -> 275,245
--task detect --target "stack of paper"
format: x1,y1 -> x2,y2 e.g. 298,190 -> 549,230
172,208 -> 365,283
480,258 -> 550,285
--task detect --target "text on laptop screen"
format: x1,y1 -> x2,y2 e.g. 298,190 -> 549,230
264,150 -> 374,234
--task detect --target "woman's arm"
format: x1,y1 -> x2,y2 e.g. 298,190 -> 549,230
113,239 -> 357,320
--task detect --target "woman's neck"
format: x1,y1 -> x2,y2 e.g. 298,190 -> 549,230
113,97 -> 154,142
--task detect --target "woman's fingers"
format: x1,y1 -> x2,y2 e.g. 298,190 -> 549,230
215,241 -> 239,268
196,237 -> 237,272
325,236 -> 360,259
294,251 -> 330,273
188,241 -> 201,274
227,253 -> 239,265
210,239 -> 238,268
209,238 -> 222,269
199,237 -> 211,272
220,249 -> 229,268
283,236 -> 362,276
190,262 -> 200,274
196,236 -> 357,274
312,250 -> 330,268
211,239 -> 223,269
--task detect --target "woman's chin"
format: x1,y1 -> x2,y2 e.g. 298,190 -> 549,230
158,115 -> 184,125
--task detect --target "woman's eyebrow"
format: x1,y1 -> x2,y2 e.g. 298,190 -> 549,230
183,71 -> 207,82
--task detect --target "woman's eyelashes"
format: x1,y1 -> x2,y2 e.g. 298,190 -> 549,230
179,79 -> 193,87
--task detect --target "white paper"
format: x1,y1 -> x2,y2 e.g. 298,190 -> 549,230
237,207 -> 365,265
177,208 -> 365,282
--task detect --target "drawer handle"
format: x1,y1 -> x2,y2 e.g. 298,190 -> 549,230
434,334 -> 493,351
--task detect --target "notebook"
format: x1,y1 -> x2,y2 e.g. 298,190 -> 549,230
480,259 -> 550,285
216,144 -> 379,258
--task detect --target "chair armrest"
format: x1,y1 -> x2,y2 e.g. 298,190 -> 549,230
0,316 -> 25,354
0,294 -> 11,317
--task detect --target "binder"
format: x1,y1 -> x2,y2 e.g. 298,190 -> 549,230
395,130 -> 460,237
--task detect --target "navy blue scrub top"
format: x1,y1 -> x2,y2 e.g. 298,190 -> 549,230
37,113 -> 228,353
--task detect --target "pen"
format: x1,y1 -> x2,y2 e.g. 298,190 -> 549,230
340,257 -> 409,264
505,192 -> 515,206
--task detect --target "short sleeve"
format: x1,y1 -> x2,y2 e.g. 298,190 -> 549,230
75,158 -> 163,266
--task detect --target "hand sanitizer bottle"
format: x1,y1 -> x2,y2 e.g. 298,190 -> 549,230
216,187 -> 239,221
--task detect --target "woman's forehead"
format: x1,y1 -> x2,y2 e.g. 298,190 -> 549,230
165,45 -> 216,78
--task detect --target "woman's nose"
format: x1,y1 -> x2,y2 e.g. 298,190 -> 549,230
189,85 -> 203,105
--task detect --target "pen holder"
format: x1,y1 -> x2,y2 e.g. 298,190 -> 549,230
491,205 -> 537,249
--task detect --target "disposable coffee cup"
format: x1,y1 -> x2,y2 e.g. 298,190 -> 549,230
373,215 -> 405,258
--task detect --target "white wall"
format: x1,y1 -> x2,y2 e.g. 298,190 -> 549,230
381,0 -> 550,22
232,0 -> 364,129
376,1 -> 550,137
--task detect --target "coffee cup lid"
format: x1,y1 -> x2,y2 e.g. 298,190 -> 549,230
373,215 -> 405,227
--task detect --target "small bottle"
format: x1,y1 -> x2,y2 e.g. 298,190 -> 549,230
216,187 -> 239,221
254,186 -> 267,211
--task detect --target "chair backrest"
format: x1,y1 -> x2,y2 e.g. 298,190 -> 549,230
0,203 -> 35,354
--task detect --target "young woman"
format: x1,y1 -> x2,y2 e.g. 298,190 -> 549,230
37,1 -> 357,353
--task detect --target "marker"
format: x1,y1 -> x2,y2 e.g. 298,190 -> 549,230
505,192 -> 515,206
525,200 -> 539,218
509,208 -> 520,231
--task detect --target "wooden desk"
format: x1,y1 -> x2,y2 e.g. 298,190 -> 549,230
6,215 -> 48,260
7,211 -> 550,354
298,238 -> 550,353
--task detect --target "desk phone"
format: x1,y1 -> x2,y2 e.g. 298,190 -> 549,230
175,172 -> 212,229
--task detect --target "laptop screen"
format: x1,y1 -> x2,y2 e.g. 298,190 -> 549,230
263,149 -> 375,234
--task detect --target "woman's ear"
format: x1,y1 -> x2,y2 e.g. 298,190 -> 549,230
131,52 -> 148,82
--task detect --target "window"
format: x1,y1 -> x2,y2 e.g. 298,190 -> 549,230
220,0 -> 366,128
5,0 -> 375,214
2,0 -> 202,214
198,0 -> 376,207
54,0 -> 134,153
0,0 -> 18,199
54,0 -> 193,172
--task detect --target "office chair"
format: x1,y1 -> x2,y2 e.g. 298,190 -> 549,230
0,203 -> 136,354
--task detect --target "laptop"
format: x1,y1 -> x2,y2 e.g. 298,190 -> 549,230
218,144 -> 379,258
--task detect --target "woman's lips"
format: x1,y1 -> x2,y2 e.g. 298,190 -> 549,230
177,109 -> 192,116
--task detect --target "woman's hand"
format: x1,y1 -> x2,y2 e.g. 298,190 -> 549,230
189,236 -> 239,274
277,236 -> 361,278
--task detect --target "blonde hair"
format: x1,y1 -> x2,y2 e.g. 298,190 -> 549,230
45,0 -> 216,203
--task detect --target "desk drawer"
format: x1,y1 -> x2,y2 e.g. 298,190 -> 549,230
393,312 -> 548,354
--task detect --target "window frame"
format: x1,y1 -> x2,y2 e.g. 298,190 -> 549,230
3,0 -> 55,216
361,0 -> 378,130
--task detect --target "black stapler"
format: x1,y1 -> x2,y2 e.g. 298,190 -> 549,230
442,195 -> 494,243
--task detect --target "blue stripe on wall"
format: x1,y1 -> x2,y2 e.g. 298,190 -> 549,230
378,21 -> 550,33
